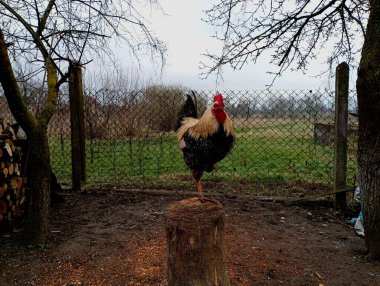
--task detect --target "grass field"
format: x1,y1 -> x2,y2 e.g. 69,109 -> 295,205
49,119 -> 358,193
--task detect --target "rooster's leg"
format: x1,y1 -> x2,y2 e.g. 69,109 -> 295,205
196,180 -> 207,203
196,180 -> 204,197
192,170 -> 204,198
193,170 -> 215,203
196,180 -> 217,203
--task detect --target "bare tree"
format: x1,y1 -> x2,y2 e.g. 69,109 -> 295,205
0,0 -> 166,244
203,0 -> 380,259
202,0 -> 367,80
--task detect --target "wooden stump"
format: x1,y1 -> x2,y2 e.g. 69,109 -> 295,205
165,197 -> 230,286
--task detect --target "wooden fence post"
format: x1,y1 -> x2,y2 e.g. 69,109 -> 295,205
165,198 -> 230,286
334,62 -> 349,209
69,61 -> 86,191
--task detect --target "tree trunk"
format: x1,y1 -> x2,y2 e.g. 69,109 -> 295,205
0,29 -> 59,245
23,126 -> 51,244
165,198 -> 230,286
356,0 -> 380,259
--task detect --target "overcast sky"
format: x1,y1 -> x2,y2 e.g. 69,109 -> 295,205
104,0 -> 357,91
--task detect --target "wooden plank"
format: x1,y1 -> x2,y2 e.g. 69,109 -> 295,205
334,62 -> 349,209
69,62 -> 86,191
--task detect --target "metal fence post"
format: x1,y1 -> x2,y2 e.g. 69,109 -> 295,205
69,61 -> 86,191
334,62 -> 349,209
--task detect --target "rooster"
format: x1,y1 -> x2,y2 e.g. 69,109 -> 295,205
176,91 -> 235,199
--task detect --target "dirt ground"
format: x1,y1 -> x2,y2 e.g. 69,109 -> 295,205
1,189 -> 379,286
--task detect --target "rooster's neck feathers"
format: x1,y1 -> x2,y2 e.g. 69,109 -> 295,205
176,107 -> 235,142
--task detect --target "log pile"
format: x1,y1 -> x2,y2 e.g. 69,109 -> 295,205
0,119 -> 26,231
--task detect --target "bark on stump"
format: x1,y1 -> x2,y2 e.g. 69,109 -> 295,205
165,197 -> 230,286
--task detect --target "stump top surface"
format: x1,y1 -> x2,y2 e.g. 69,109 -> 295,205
165,197 -> 224,220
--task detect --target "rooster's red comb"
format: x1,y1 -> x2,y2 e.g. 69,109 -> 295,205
213,92 -> 224,106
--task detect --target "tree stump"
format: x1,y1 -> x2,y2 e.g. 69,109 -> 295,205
165,197 -> 230,286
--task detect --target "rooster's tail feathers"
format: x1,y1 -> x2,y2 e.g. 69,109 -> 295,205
176,91 -> 198,131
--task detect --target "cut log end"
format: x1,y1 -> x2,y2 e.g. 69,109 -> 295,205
165,196 -> 224,218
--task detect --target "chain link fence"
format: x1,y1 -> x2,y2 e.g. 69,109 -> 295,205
1,87 -> 358,194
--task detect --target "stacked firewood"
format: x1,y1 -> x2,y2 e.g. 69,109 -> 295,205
0,119 -> 26,231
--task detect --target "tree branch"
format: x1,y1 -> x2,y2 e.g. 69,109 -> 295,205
36,0 -> 56,37
36,58 -> 58,127
0,0 -> 49,59
0,28 -> 37,133
202,0 -> 368,79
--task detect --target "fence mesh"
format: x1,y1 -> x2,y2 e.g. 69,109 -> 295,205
1,87 -> 358,194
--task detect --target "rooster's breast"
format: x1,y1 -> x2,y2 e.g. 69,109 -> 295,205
182,125 -> 235,171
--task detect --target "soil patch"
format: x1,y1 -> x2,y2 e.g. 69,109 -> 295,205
1,190 -> 379,286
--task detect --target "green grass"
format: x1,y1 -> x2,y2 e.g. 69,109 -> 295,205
235,121 -> 309,134
49,120 -> 358,191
